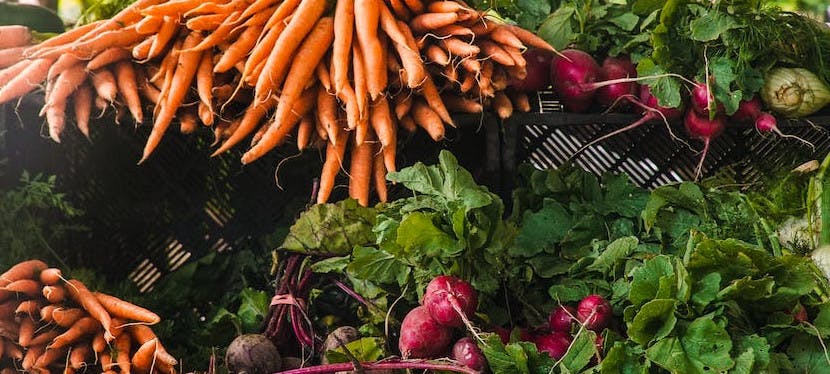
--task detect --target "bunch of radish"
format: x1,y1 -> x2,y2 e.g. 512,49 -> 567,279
547,48 -> 811,179
0,259 -> 176,374
533,294 -> 611,360
398,275 -> 486,371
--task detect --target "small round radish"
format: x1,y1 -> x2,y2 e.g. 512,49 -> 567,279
492,326 -> 511,344
640,85 -> 685,121
422,275 -> 478,328
691,82 -> 724,116
596,55 -> 638,111
684,109 -> 726,179
577,295 -> 612,331
509,48 -> 554,93
595,334 -> 604,352
729,96 -> 762,123
550,49 -> 601,113
398,306 -> 453,359
535,332 -> 572,360
548,305 -> 577,333
451,337 -> 487,371
790,303 -> 808,323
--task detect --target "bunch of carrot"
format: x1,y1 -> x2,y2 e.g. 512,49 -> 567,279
0,260 -> 177,374
0,0 -> 554,206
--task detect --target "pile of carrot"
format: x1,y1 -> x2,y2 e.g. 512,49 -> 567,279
0,260 -> 177,374
0,0 -> 555,206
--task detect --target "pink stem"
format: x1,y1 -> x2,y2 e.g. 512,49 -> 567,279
276,359 -> 481,374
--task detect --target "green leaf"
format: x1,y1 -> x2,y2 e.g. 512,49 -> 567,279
602,342 -> 647,373
709,57 -> 742,116
515,0 -> 550,30
511,200 -> 572,257
587,236 -> 638,274
280,199 -> 376,255
236,288 -> 269,333
631,0 -> 664,15
786,332 -> 830,372
324,337 -> 385,363
627,299 -> 677,345
629,255 -> 674,308
609,13 -> 640,32
549,279 -> 592,304
0,3 -> 64,33
636,58 -> 682,108
560,330 -> 598,373
479,334 -> 554,374
528,256 -> 571,278
717,276 -> 775,301
733,335 -> 771,372
691,273 -> 721,309
646,316 -> 734,373
689,10 -> 738,42
347,246 -> 410,285
395,212 -> 463,258
310,256 -> 350,273
537,6 -> 576,51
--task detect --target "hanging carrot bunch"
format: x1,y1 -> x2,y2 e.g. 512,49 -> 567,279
0,0 -> 556,206
0,260 -> 177,374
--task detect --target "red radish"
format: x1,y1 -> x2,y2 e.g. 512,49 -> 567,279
684,109 -> 726,179
571,85 -> 685,156
398,306 -> 453,359
451,337 -> 487,371
595,334 -> 604,351
730,96 -> 763,123
509,48 -> 553,93
754,112 -> 815,150
790,303 -> 808,323
548,305 -> 577,333
493,326 -> 511,344
550,49 -> 601,113
596,55 -> 638,111
691,82 -> 724,116
576,295 -> 612,331
535,332 -> 572,360
422,275 -> 478,328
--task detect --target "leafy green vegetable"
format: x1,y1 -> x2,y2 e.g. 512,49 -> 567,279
280,199 -> 375,255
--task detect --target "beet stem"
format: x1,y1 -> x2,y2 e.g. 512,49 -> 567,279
274,359 -> 482,374
333,279 -> 383,313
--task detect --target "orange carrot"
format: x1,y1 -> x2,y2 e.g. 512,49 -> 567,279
179,108 -> 200,134
509,90 -> 531,112
40,304 -> 59,322
38,267 -> 62,286
242,14 -> 290,84
349,133 -> 375,206
3,279 -> 41,298
197,50 -> 214,122
354,0 -> 385,100
0,58 -> 52,105
214,24 -> 262,73
4,337 -> 24,359
263,0 -> 302,30
47,53 -> 81,83
411,100 -> 445,140
489,26 -> 525,50
114,332 -> 132,374
91,69 -> 118,103
33,346 -> 69,369
129,325 -> 177,366
383,143 -> 396,173
352,45 -> 368,120
16,300 -> 43,316
254,0 -> 327,102
441,37 -> 480,57
48,63 -> 86,106
185,14 -> 226,31
317,127 -> 349,204
442,94 -> 483,113
73,84 -> 94,139
387,0 -> 411,20
380,6 -> 426,88
0,300 -> 18,319
0,46 -> 25,69
240,0 -> 281,19
339,84 -> 360,131
243,83 -> 318,162
69,343 -> 91,369
148,17 -> 179,60
131,338 -> 159,372
65,279 -> 114,342
64,25 -> 144,60
91,332 -> 107,353
92,292 -> 161,325
411,12 -> 459,34
45,101 -> 68,143
315,62 -> 332,93
401,0 -> 424,14
135,15 -> 164,34
370,97 -> 395,148
418,75 -> 453,125
393,92 -> 412,120
502,45 -> 526,67
21,344 -> 45,370
1,260 -> 48,286
211,97 -> 277,155
142,0 -> 204,16
493,90 -> 513,119
0,60 -> 29,89
24,21 -> 104,57
296,114 -> 314,150
100,352 -> 114,372
88,0 -> 164,36
428,24 -> 475,39
479,40 -> 515,66
141,32 -> 204,162
491,65 -> 508,90
52,308 -> 87,328
188,11 -> 244,51
242,17 -> 333,163
373,152 -> 388,202
0,25 -> 32,49
18,317 -> 35,347
51,317 -> 103,349
506,24 -> 555,51
87,48 -> 131,71
28,330 -> 61,348
316,89 -> 339,144
114,61 -> 143,124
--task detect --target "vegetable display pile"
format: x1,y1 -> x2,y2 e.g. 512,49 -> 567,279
0,0 -> 554,206
254,151 -> 830,373
0,260 -> 177,374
